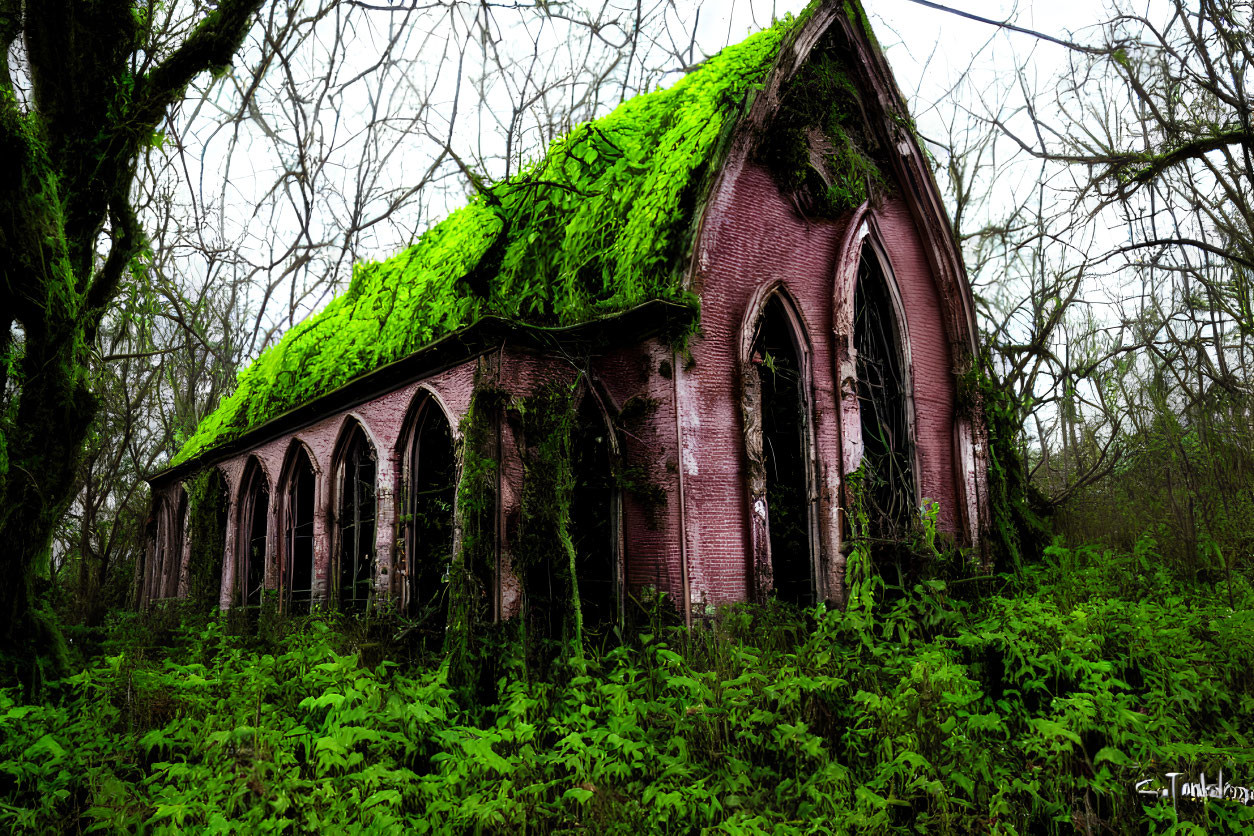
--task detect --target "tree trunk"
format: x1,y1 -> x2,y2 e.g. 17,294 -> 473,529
0,0 -> 265,690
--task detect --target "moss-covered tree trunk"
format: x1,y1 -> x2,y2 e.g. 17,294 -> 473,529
0,0 -> 263,688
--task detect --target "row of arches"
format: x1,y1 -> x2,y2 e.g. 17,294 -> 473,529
214,397 -> 457,620
160,387 -> 621,636
744,232 -> 918,606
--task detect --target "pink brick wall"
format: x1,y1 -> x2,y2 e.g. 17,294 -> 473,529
684,156 -> 848,610
147,347 -> 682,615
679,153 -> 976,612
595,339 -> 686,611
145,8 -> 987,620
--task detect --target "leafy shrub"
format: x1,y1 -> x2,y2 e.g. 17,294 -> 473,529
3,540 -> 1253,833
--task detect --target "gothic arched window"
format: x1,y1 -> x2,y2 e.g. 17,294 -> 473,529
854,240 -> 917,536
281,444 -> 317,613
744,292 -> 818,606
335,422 -> 377,612
400,394 -> 456,637
237,458 -> 270,609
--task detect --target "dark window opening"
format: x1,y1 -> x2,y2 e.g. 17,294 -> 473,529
854,244 -> 915,536
753,298 -> 814,606
240,464 -> 269,609
284,448 -> 316,614
191,469 -> 230,608
338,425 -> 377,612
404,400 -> 455,638
570,395 -> 617,634
143,514 -> 158,605
163,491 -> 187,599
147,498 -> 168,603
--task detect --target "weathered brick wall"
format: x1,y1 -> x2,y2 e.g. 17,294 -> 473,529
150,346 -> 672,617
684,156 -> 849,611
595,338 -> 685,611
680,154 -> 972,611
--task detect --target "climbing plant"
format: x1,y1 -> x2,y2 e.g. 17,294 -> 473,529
964,357 -> 1051,574
512,382 -> 584,675
183,470 -> 230,611
444,381 -> 507,694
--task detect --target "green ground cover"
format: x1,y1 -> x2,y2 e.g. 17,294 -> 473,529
3,539 -> 1252,834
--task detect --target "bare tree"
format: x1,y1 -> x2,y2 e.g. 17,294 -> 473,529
51,0 -> 791,625
894,0 -> 1254,575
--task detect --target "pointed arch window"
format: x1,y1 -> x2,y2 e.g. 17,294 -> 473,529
191,467 -> 230,608
147,491 -> 187,603
854,240 -> 917,536
743,292 -> 818,606
238,459 -> 270,609
401,395 -> 456,636
282,445 -> 317,614
164,490 -> 188,599
336,422 -> 377,612
569,393 -> 619,634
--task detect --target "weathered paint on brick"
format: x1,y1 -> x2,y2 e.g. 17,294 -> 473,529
142,3 -> 990,620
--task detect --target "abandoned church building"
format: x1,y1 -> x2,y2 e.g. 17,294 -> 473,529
140,0 -> 991,635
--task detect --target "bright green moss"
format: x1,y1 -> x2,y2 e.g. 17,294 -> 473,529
172,18 -> 798,468
757,26 -> 890,217
174,2 -> 889,470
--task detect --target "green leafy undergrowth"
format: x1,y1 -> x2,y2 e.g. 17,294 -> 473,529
4,540 -> 1254,833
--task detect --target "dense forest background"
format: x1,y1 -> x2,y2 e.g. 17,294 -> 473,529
2,0 -> 1253,832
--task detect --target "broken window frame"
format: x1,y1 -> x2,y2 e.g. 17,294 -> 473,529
397,389 -> 458,634
145,487 -> 189,605
236,457 -> 271,610
145,496 -> 168,605
569,384 -> 624,636
279,441 -> 318,614
333,418 -> 378,613
851,234 -> 922,533
740,285 -> 823,606
166,489 -> 188,600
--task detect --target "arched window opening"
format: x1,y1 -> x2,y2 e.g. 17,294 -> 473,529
190,468 -> 230,608
854,243 -> 915,536
283,447 -> 316,614
337,424 -> 377,612
163,490 -> 188,599
751,297 -> 815,606
239,461 -> 269,609
146,497 -> 169,604
403,398 -> 456,636
569,394 -> 617,634
142,512 -> 158,606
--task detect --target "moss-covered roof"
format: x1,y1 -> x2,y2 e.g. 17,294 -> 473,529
173,4 -> 847,469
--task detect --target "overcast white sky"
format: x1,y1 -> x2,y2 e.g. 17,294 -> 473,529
164,0 -> 1125,356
